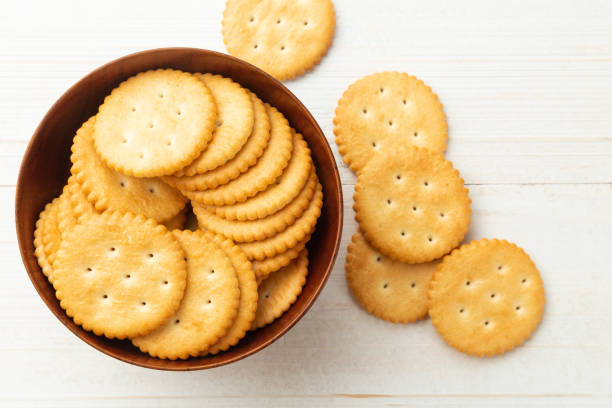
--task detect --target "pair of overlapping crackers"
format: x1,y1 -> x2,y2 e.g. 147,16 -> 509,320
334,72 -> 545,357
34,69 -> 321,359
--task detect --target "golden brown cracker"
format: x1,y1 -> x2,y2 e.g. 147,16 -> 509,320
239,181 -> 322,260
354,146 -> 470,263
34,196 -> 62,282
52,211 -> 187,339
184,104 -> 293,206
163,91 -> 270,191
193,170 -> 316,243
132,230 -> 240,359
59,177 -> 97,233
335,72 -> 448,173
94,69 -> 216,177
162,207 -> 188,231
204,232 -> 258,355
346,232 -> 436,323
252,234 -> 310,283
428,239 -> 545,357
175,74 -> 254,176
223,0 -> 335,80
211,132 -> 312,221
71,116 -> 187,223
252,249 -> 309,330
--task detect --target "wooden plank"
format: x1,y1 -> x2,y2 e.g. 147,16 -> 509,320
1,395 -> 611,408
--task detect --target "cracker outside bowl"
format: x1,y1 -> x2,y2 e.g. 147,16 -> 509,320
15,47 -> 343,371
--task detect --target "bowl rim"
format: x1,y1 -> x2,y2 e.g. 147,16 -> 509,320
15,47 -> 343,370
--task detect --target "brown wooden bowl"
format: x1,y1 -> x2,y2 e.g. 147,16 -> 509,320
15,48 -> 343,370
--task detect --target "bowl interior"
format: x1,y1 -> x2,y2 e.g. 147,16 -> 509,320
15,48 -> 342,370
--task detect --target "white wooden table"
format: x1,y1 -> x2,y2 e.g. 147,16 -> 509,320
2,1 -> 612,406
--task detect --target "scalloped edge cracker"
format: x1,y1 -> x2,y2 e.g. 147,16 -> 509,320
193,170 -> 316,243
252,249 -> 309,330
429,239 -> 545,357
239,181 -> 322,261
132,230 -> 239,359
163,91 -> 270,191
222,0 -> 335,80
183,104 -> 293,206
334,72 -> 448,173
94,69 -> 216,177
346,232 -> 436,323
71,115 -> 187,222
354,146 -> 470,263
52,211 -> 188,339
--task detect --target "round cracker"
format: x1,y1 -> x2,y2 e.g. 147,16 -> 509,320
252,249 -> 309,329
162,207 -> 187,231
94,69 -> 216,177
346,232 -> 436,323
204,231 -> 258,355
354,146 -> 471,264
239,181 -> 322,261
60,177 -> 97,230
193,170 -> 316,243
52,212 -> 187,339
163,91 -> 270,191
34,196 -> 62,282
210,131 -> 312,221
183,104 -> 293,206
252,234 -> 310,283
71,116 -> 187,222
334,72 -> 448,173
132,230 -> 240,359
175,74 -> 254,176
428,239 -> 546,357
222,0 -> 335,80
47,178 -> 97,266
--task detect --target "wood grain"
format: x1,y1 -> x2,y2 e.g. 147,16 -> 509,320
2,0 -> 612,406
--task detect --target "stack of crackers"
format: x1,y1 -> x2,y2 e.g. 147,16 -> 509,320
34,69 -> 322,359
335,72 -> 545,357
